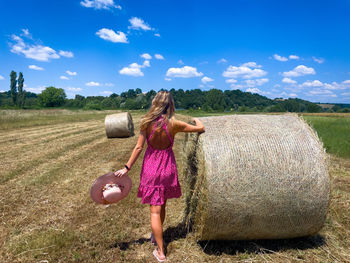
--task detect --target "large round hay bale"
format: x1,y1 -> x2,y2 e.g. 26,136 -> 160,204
105,112 -> 134,138
183,114 -> 330,240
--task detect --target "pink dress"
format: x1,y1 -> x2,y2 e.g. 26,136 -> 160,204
137,116 -> 182,206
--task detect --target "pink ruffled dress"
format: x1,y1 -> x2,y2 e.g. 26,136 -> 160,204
137,116 -> 182,206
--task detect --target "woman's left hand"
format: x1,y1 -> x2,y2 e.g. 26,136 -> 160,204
114,168 -> 128,177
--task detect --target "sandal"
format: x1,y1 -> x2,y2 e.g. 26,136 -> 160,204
153,249 -> 166,262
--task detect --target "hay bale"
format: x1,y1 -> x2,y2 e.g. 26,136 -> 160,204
105,112 -> 134,138
183,114 -> 330,240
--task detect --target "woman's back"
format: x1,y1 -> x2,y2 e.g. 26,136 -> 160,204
146,117 -> 174,150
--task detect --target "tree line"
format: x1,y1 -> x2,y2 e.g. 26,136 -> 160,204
1,72 -> 349,113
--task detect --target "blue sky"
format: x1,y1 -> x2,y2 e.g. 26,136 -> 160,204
0,0 -> 350,103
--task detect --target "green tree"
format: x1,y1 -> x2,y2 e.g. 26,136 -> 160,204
38,86 -> 67,107
306,103 -> 322,113
17,72 -> 25,107
10,71 -> 17,106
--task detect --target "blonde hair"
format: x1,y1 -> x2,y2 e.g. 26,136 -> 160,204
140,91 -> 175,131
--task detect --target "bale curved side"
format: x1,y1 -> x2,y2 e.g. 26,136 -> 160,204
183,114 -> 330,240
105,112 -> 134,138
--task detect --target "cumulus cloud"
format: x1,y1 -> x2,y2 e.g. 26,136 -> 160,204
201,76 -> 214,84
59,50 -> 74,58
225,79 -> 237,84
85,81 -> 101,86
289,55 -> 299,60
128,17 -> 152,31
155,54 -> 164,60
0,75 -> 4,80
140,53 -> 152,60
241,62 -> 262,68
246,88 -> 262,94
28,65 -> 44,71
273,54 -> 288,62
104,83 -> 114,87
177,60 -> 184,65
66,87 -> 82,92
66,70 -> 77,76
154,33 -> 161,37
9,32 -> 73,62
312,57 -> 324,64
96,28 -> 128,43
80,0 -> 121,10
222,63 -> 267,79
164,78 -> 172,81
282,77 -> 297,84
60,76 -> 69,80
217,58 -> 227,64
282,65 -> 316,77
143,60 -> 150,67
300,80 -> 348,90
119,63 -> 144,77
300,80 -> 323,87
244,78 -> 269,87
166,66 -> 203,78
25,86 -> 45,93
100,91 -> 113,95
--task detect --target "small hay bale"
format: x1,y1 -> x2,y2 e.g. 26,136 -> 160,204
183,114 -> 330,240
105,112 -> 134,138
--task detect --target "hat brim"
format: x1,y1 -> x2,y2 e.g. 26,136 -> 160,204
90,172 -> 132,204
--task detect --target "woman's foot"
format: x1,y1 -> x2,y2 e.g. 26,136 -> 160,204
153,248 -> 166,262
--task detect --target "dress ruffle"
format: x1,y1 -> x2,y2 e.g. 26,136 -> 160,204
137,185 -> 182,206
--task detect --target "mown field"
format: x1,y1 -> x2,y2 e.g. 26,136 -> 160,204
0,110 -> 349,263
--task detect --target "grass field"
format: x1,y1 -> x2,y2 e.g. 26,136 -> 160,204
0,110 -> 349,262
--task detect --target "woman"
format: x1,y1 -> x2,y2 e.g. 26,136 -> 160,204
114,91 -> 205,262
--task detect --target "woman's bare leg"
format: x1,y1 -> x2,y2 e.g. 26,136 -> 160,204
150,205 -> 165,258
160,200 -> 167,225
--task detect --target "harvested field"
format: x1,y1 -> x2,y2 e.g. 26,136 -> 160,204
0,110 -> 349,262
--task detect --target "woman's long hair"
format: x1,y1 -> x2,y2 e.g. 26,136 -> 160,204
140,91 -> 175,131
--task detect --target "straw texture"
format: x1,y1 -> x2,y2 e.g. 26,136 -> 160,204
183,114 -> 330,240
105,112 -> 134,138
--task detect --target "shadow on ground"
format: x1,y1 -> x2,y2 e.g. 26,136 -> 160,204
198,234 -> 325,255
110,221 -> 325,255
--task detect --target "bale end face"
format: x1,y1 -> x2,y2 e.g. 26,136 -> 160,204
105,112 -> 134,138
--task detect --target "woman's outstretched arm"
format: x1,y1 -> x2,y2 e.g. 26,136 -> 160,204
114,130 -> 146,177
174,118 -> 205,134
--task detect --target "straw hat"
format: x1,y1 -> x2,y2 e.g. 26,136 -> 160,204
90,172 -> 132,204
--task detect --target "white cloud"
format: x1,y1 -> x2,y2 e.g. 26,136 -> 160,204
143,60 -> 150,67
282,65 -> 316,77
289,93 -> 298,97
306,89 -> 334,95
201,76 -> 214,84
80,0 -> 121,10
66,70 -> 77,76
155,54 -> 164,60
300,80 -> 323,87
104,83 -> 114,87
128,17 -> 152,31
66,87 -> 82,92
140,53 -> 152,60
341,92 -> 350,96
166,66 -> 203,78
154,33 -> 161,37
312,57 -> 324,64
246,88 -> 261,94
244,78 -> 269,87
28,65 -> 44,71
96,28 -> 128,43
225,79 -> 237,84
223,63 -> 267,79
85,81 -> 101,86
289,55 -> 299,60
21,28 -> 32,38
282,77 -> 297,84
0,75 -> 4,80
10,34 -> 60,62
241,62 -> 262,68
59,50 -> 74,58
100,91 -> 113,95
217,58 -> 227,64
119,63 -> 144,77
342,80 -> 350,85
164,78 -> 172,81
273,54 -> 288,62
60,76 -> 69,80
26,86 -> 45,93
177,60 -> 184,65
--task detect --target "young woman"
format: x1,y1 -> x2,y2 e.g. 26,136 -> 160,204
114,91 -> 205,262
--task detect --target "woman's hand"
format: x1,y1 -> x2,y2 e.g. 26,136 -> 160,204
114,168 -> 128,177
